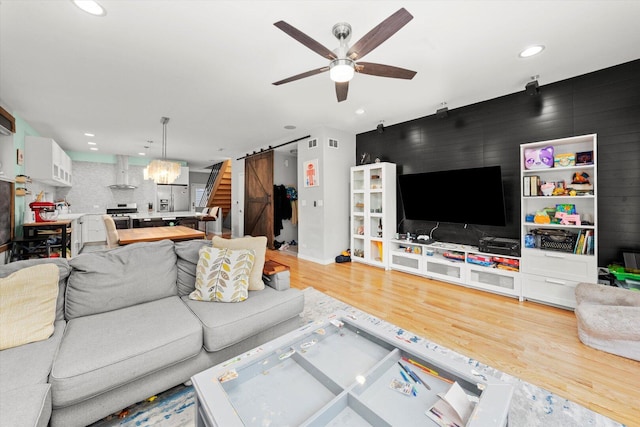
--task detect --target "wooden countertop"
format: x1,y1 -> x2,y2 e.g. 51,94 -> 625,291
117,226 -> 206,245
23,219 -> 72,227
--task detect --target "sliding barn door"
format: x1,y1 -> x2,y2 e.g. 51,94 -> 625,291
244,151 -> 274,247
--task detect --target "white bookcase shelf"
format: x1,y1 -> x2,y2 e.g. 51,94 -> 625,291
389,240 -> 522,300
520,134 -> 598,309
350,163 -> 396,269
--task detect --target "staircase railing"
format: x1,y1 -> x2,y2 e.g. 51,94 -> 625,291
200,162 -> 224,207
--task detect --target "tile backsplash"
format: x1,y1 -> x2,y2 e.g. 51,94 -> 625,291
55,161 -> 161,214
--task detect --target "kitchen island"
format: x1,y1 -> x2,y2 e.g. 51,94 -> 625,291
130,211 -> 201,229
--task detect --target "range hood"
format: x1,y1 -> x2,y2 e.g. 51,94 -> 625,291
109,155 -> 137,189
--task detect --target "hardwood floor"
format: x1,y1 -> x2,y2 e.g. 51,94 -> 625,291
266,249 -> 639,427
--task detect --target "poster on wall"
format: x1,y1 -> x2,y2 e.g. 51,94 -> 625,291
304,159 -> 319,187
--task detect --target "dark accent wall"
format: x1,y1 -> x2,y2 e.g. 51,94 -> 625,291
356,59 -> 640,267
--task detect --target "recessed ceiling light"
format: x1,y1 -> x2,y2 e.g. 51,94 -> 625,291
355,108 -> 365,115
84,132 -> 95,137
519,45 -> 545,58
89,147 -> 99,151
138,152 -> 146,156
87,141 -> 96,145
284,125 -> 296,130
72,0 -> 106,16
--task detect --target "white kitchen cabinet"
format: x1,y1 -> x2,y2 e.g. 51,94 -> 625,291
25,136 -> 72,187
81,214 -> 106,244
520,134 -> 598,309
350,162 -> 396,269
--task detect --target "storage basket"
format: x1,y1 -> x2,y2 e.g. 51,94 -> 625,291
539,233 -> 577,252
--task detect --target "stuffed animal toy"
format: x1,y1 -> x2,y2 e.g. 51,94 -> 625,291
524,146 -> 555,169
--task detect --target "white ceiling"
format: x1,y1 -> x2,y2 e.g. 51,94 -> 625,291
2,1 -> 639,171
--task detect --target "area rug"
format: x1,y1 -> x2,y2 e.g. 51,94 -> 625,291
90,287 -> 625,427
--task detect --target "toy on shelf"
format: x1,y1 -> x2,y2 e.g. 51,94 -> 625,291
555,211 -> 581,225
524,146 -> 554,169
540,182 -> 555,196
567,171 -> 594,193
554,153 -> 575,167
533,210 -> 551,224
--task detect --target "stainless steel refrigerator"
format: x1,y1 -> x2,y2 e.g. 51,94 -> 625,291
157,184 -> 190,212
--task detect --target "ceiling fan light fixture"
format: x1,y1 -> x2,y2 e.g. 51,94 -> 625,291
329,59 -> 355,82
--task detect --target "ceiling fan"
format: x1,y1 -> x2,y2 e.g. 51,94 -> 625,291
272,8 -> 417,102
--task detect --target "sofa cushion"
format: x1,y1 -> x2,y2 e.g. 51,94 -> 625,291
0,258 -> 70,321
0,320 -> 65,391
190,246 -> 254,303
182,287 -> 304,352
0,264 -> 59,350
0,384 -> 51,427
66,240 -> 178,319
212,236 -> 267,290
50,296 -> 202,407
175,239 -> 211,296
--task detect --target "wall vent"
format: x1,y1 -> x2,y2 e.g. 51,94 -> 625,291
328,138 -> 338,148
308,138 -> 317,149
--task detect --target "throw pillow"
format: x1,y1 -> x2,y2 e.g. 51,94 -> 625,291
212,236 -> 267,290
0,264 -> 59,350
189,246 -> 255,302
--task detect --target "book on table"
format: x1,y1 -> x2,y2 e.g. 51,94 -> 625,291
425,381 -> 475,427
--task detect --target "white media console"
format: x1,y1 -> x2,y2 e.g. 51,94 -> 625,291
389,239 -> 522,301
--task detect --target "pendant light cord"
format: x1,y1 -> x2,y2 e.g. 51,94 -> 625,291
161,116 -> 170,160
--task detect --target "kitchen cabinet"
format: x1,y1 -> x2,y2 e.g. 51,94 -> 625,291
133,216 -> 198,229
25,136 -> 72,187
82,214 -> 106,244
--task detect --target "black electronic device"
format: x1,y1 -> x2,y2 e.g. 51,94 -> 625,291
398,166 -> 507,227
478,236 -> 520,257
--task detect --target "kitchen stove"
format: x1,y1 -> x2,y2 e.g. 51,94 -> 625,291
106,203 -> 137,229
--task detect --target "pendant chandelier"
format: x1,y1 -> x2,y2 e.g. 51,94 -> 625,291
145,117 -> 182,184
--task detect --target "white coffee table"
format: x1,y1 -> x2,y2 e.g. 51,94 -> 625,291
192,310 -> 513,426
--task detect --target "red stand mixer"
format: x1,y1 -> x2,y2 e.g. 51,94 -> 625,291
29,201 -> 57,222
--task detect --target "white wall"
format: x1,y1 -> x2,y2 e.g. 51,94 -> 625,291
297,127 -> 356,264
230,127 -> 355,262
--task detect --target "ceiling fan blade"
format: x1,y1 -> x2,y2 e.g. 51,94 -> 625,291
274,21 -> 337,60
273,67 -> 329,85
335,81 -> 349,102
355,62 -> 416,79
347,8 -> 413,61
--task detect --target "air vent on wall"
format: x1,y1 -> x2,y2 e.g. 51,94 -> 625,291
308,138 -> 317,149
328,138 -> 338,148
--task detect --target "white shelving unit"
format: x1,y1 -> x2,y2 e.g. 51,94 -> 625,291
389,240 -> 522,300
520,134 -> 598,309
350,163 -> 396,269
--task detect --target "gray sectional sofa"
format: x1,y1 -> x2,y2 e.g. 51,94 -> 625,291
0,239 -> 304,427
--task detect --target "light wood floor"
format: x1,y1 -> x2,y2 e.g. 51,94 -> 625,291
266,249 -> 640,427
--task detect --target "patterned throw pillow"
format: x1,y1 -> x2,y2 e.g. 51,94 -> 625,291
0,264 -> 59,350
189,246 -> 255,302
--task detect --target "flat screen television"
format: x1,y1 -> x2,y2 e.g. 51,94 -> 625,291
398,165 -> 507,226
